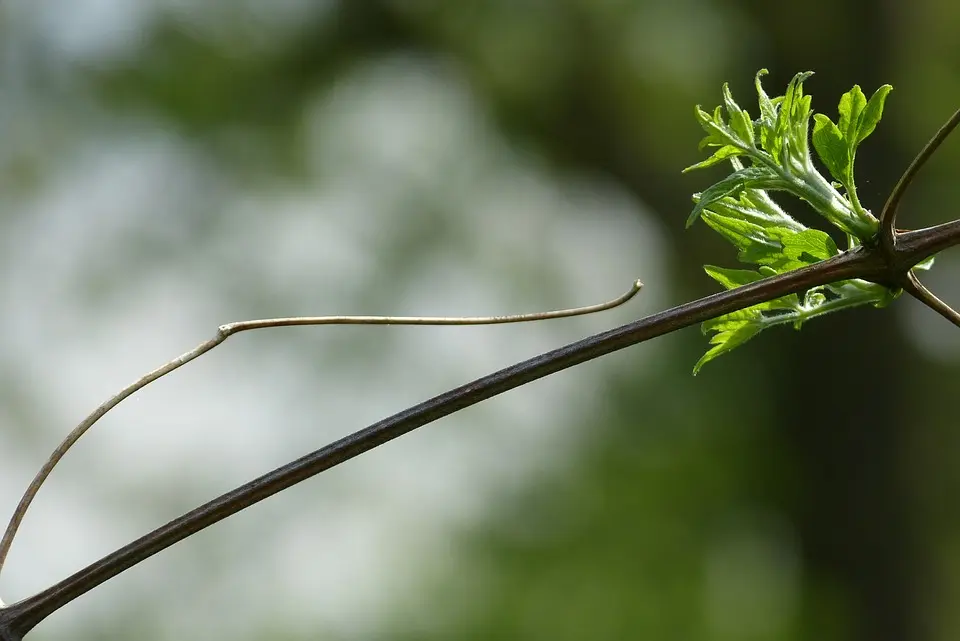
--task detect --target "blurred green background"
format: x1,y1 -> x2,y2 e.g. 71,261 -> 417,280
1,1 -> 959,640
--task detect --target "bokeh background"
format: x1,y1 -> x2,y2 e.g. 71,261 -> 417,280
0,1 -> 959,640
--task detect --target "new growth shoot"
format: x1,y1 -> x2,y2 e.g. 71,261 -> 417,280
684,70 -> 933,373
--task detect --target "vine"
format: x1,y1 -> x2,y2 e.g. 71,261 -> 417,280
1,71 -> 958,640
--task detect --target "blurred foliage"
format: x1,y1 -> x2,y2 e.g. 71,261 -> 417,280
3,1 -> 960,640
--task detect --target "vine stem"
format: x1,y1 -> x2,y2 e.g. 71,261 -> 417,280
0,280 -> 643,580
880,107 -> 960,254
0,218 -> 958,639
902,271 -> 960,328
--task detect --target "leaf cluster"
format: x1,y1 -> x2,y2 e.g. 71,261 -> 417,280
686,71 -> 914,374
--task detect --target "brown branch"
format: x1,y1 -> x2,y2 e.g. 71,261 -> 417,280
2,218 -> 960,640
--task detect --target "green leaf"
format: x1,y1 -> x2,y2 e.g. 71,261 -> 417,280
740,188 -> 807,232
701,307 -> 762,333
812,113 -> 850,183
693,106 -> 730,148
687,166 -> 781,226
704,191 -> 804,232
683,145 -> 744,171
914,255 -> 935,271
755,70 -> 783,160
838,85 -> 867,144
692,101 -> 753,153
774,71 -> 814,166
792,93 -> 814,157
703,265 -> 764,289
703,265 -> 800,310
781,229 -> 839,262
693,322 -> 762,375
856,84 -> 893,144
702,212 -> 818,271
701,212 -> 784,262
697,135 -> 721,151
702,211 -> 838,275
722,84 -> 755,146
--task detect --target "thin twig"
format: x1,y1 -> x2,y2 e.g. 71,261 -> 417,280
0,280 -> 642,578
902,270 -> 960,328
880,107 -> 960,254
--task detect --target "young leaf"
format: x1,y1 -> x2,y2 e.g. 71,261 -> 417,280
722,84 -> 755,146
812,113 -> 850,184
683,144 -> 744,171
701,306 -> 763,333
693,106 -> 733,148
701,212 -> 835,272
704,191 -> 804,233
693,322 -> 762,375
703,265 -> 800,310
701,212 -> 792,268
838,85 -> 867,144
754,69 -> 778,150
741,186 -> 807,232
704,265 -> 762,288
692,101 -> 752,152
856,84 -> 893,144
780,229 -> 839,262
774,71 -> 814,166
687,166 -> 781,226
792,93 -> 814,159
755,71 -> 786,162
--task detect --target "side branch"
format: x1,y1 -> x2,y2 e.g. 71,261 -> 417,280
0,280 -> 642,580
880,107 -> 960,253
1,247 -> 883,636
902,272 -> 960,328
